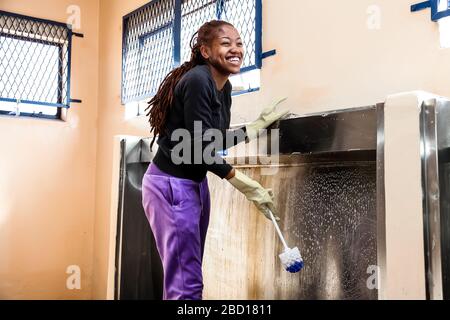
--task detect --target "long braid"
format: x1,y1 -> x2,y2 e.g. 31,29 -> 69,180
145,59 -> 197,150
145,20 -> 234,151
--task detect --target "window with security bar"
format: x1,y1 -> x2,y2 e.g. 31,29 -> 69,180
0,11 -> 81,119
122,0 -> 265,116
438,0 -> 450,47
411,0 -> 450,47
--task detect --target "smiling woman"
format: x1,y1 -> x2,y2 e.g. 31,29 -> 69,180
141,20 -> 288,300
198,24 -> 244,87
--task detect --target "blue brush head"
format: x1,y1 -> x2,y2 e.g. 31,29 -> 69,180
279,247 -> 304,273
286,260 -> 304,273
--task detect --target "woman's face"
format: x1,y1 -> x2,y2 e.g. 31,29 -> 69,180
202,25 -> 244,75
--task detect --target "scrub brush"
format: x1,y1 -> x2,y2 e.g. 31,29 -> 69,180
267,207 -> 304,273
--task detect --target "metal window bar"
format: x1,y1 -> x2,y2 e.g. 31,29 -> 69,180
0,10 -> 80,110
411,0 -> 450,21
122,0 -> 175,104
121,0 -> 262,104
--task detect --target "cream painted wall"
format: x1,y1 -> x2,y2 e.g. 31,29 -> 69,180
93,0 -> 450,298
0,0 -> 99,299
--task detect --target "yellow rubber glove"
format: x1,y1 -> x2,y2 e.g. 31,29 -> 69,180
245,97 -> 289,141
227,169 -> 280,221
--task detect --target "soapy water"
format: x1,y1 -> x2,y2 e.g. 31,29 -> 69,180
273,163 -> 377,300
204,160 -> 378,300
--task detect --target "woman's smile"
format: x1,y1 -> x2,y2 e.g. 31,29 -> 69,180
205,25 -> 244,75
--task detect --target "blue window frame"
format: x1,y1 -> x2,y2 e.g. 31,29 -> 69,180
121,0 -> 265,105
411,0 -> 450,21
0,10 -> 82,119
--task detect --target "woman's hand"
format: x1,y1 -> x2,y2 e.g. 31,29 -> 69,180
227,169 -> 280,221
245,97 -> 289,141
225,168 -> 236,180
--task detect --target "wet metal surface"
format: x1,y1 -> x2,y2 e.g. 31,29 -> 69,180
204,156 -> 377,300
421,98 -> 450,299
273,106 -> 377,155
436,99 -> 450,299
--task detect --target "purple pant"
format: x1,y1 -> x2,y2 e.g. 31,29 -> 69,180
141,162 -> 211,300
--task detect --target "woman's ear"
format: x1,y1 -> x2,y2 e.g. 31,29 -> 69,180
200,45 -> 210,60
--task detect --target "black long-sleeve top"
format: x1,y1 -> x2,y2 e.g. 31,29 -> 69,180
152,64 -> 247,182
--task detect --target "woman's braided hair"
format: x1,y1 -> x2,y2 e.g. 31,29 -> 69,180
145,20 -> 234,151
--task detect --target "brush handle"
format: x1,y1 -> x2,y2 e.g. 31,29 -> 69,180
267,207 -> 289,251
